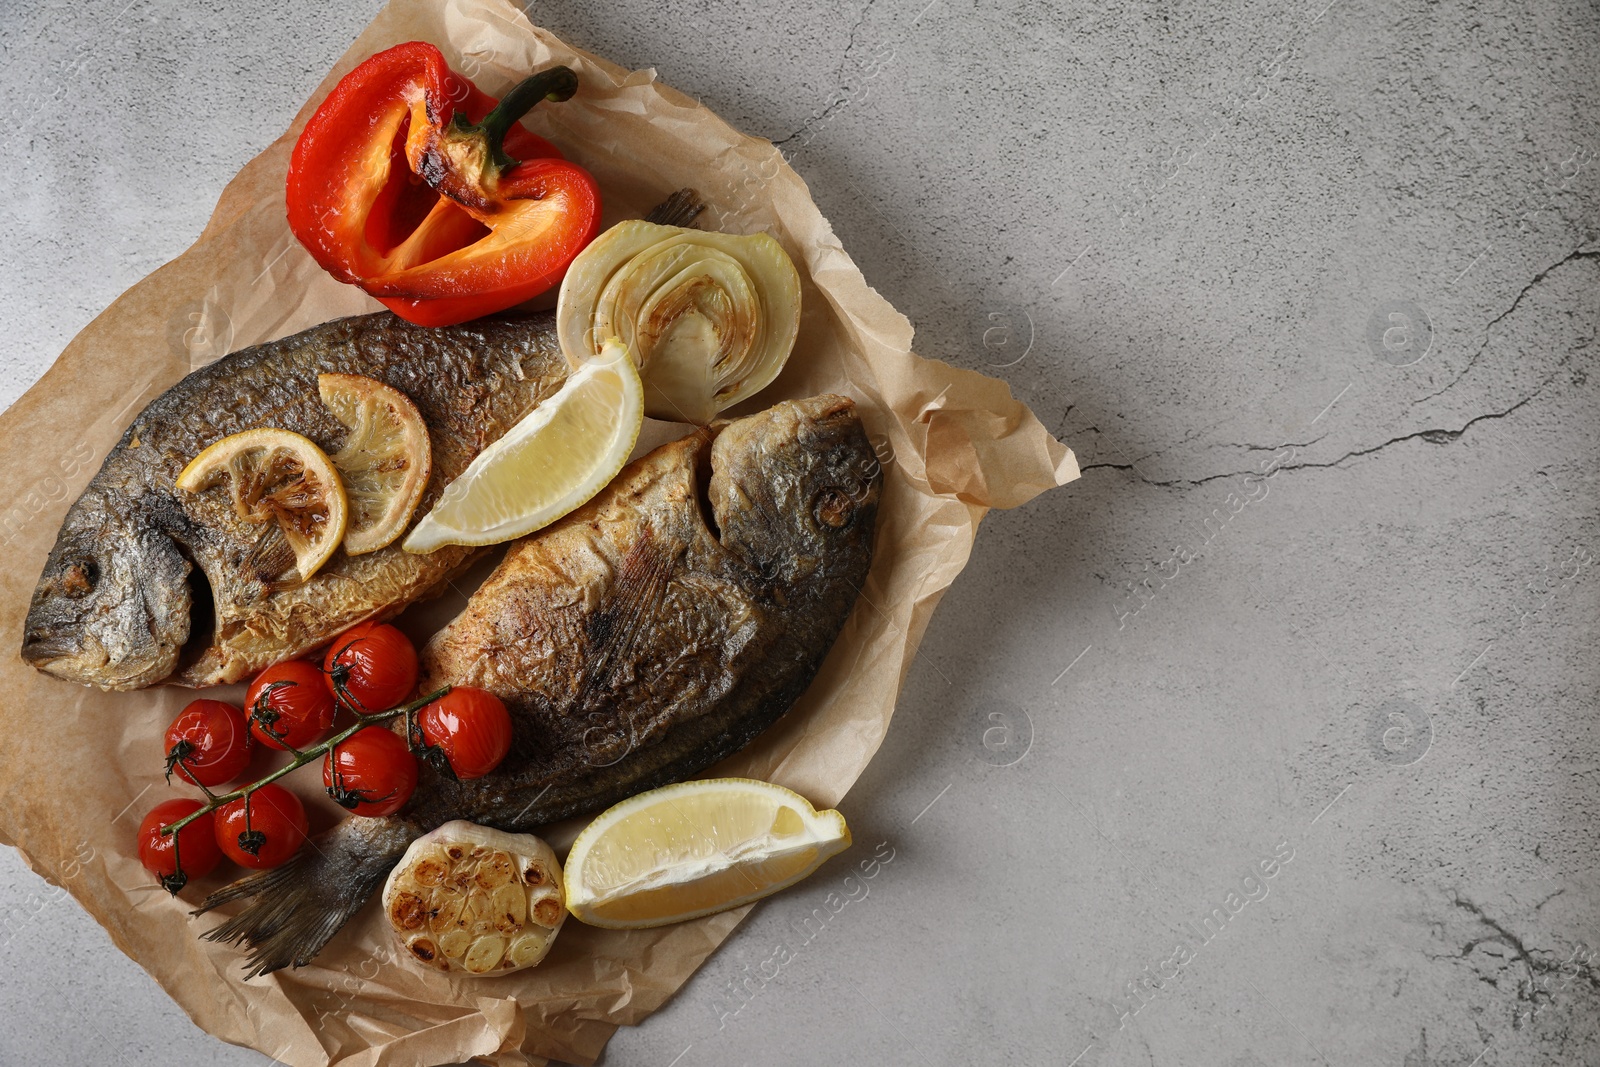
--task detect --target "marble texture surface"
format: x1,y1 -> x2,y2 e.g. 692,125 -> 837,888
2,0 -> 1597,1064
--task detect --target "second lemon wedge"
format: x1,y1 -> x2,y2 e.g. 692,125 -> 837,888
563,778 -> 851,929
402,339 -> 642,553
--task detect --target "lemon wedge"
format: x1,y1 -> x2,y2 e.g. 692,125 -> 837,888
402,339 -> 642,553
564,778 -> 851,929
175,427 -> 347,583
317,373 -> 432,555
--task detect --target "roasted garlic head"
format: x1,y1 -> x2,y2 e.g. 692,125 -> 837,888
382,821 -> 566,975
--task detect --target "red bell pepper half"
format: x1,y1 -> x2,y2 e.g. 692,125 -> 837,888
286,42 -> 601,327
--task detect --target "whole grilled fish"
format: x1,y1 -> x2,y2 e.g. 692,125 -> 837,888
201,394 -> 881,976
21,312 -> 568,690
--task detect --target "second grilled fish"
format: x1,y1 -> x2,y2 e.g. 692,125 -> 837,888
21,312 -> 568,690
200,394 -> 882,976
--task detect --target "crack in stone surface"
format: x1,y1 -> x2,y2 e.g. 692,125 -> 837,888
1070,246 -> 1591,489
1414,245 -> 1599,405
1079,381 -> 1553,488
1453,895 -> 1539,973
1444,895 -> 1600,1003
772,0 -> 881,147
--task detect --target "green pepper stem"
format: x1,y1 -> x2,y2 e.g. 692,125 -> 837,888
159,686 -> 451,839
470,66 -> 578,170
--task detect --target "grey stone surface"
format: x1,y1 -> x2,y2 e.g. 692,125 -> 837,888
2,0 -> 1597,1064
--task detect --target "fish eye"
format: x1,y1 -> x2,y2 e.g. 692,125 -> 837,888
58,559 -> 97,599
811,487 -> 854,529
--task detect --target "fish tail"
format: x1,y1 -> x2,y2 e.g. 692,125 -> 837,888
643,188 -> 705,227
196,817 -> 417,978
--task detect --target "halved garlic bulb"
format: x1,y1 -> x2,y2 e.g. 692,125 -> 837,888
382,821 -> 566,976
557,220 -> 802,424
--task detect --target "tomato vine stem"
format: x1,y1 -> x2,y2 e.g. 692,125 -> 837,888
159,686 -> 451,839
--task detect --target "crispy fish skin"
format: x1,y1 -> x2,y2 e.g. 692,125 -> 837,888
201,395 -> 881,976
20,312 -> 567,690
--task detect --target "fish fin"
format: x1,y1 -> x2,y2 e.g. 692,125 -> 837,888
195,818 -> 413,978
643,188 -> 706,228
245,522 -> 297,585
573,531 -> 681,713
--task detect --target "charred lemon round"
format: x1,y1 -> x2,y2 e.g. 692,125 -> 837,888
175,428 -> 347,584
317,373 -> 432,555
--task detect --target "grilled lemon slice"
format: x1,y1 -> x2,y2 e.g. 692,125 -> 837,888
317,373 -> 432,555
176,428 -> 347,583
402,339 -> 642,553
564,778 -> 851,929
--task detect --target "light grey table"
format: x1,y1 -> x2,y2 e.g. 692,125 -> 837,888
3,1 -> 1597,1064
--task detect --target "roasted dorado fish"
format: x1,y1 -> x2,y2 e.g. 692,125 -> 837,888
202,395 -> 881,976
21,312 -> 568,690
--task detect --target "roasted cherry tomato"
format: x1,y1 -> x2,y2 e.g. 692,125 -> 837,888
164,699 -> 252,787
323,726 -> 418,817
415,687 -> 514,780
324,621 -> 418,714
246,660 -> 337,750
138,798 -> 223,892
214,784 -> 308,869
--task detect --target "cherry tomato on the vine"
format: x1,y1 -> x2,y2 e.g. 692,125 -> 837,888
415,687 -> 514,780
214,784 -> 308,869
323,727 -> 418,817
324,621 -> 418,714
164,699 -> 252,787
138,798 -> 223,892
246,660 -> 336,750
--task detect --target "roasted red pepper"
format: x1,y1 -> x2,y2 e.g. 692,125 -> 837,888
287,42 -> 601,327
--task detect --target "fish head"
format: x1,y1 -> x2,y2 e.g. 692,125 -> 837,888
21,496 -> 193,690
707,394 -> 882,583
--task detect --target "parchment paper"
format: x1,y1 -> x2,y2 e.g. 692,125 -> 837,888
0,0 -> 1078,1063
